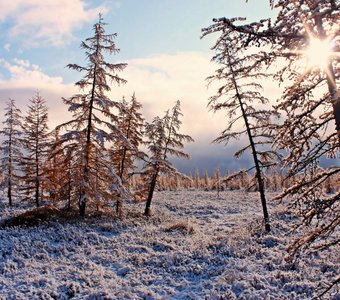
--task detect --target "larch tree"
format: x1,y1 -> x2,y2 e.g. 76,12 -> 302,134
21,92 -> 50,208
57,15 -> 127,216
222,169 -> 229,190
194,168 -> 201,189
46,129 -> 68,204
0,99 -> 23,207
48,126 -> 81,210
110,93 -> 145,213
271,1 -> 339,261
201,27 -> 280,232
270,5 -> 340,290
203,170 -> 210,190
143,101 -> 194,216
212,166 -> 221,197
60,145 -> 79,210
202,0 -> 339,294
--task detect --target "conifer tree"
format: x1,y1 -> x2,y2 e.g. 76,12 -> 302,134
62,146 -> 78,210
202,1 -> 339,293
203,170 -> 210,190
270,2 -> 339,258
202,29 -> 279,232
110,93 -> 145,212
57,15 -> 127,216
21,92 -> 50,207
212,167 -> 221,197
0,99 -> 23,207
223,170 -> 229,190
194,168 -> 201,190
143,101 -> 194,216
46,130 -> 68,203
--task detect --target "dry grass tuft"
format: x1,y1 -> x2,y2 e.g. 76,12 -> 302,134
164,218 -> 196,234
3,205 -> 60,227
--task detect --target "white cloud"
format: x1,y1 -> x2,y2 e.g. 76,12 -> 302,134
0,0 -> 110,47
0,52 -> 227,152
0,58 -> 76,127
3,44 -> 11,52
107,51 -> 282,172
0,59 -> 65,89
109,52 -> 225,141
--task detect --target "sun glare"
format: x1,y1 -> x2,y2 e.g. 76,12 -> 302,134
305,37 -> 333,69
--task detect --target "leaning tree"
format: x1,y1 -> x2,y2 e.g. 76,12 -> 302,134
202,0 -> 339,294
270,0 -> 339,263
143,101 -> 194,216
202,26 -> 280,232
57,14 -> 128,216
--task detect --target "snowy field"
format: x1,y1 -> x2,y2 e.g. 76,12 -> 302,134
0,191 -> 339,299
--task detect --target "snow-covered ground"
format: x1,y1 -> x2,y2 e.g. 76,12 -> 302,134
0,191 -> 339,299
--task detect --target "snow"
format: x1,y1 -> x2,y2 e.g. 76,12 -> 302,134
0,191 -> 339,299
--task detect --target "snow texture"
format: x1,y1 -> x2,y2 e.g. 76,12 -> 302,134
0,191 -> 339,299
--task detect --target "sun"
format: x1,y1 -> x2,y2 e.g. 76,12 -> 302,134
304,37 -> 334,70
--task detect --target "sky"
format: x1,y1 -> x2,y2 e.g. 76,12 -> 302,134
0,0 -> 278,175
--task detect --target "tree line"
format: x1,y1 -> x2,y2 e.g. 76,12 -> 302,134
131,167 -> 338,194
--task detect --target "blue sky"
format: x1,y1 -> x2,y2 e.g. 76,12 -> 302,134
0,0 -> 277,175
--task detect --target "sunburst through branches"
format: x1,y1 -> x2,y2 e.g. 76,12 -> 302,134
305,36 -> 334,70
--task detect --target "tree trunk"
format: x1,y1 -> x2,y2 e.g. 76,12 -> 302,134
79,200 -> 86,217
35,177 -> 40,208
8,156 -> 12,207
79,62 -> 97,216
326,64 -> 340,147
79,166 -> 89,217
227,48 -> 270,232
144,170 -> 159,216
35,157 -> 40,208
242,109 -> 270,232
67,161 -> 72,211
118,146 -> 127,184
256,170 -> 271,232
7,180 -> 12,207
242,105 -> 271,232
116,198 -> 122,215
8,128 -> 13,207
116,145 -> 128,214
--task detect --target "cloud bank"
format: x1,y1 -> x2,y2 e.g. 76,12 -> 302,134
0,0 -> 109,47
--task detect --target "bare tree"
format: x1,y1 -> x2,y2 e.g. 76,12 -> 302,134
202,28 -> 279,232
57,14 -> 127,216
110,94 -> 145,213
212,167 -> 221,197
271,2 -> 340,262
202,1 -> 339,295
143,101 -> 194,216
203,170 -> 210,190
21,92 -> 50,208
194,168 -> 201,190
45,129 -> 69,204
0,99 -> 23,207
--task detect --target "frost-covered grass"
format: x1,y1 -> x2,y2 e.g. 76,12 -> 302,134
0,191 -> 339,299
